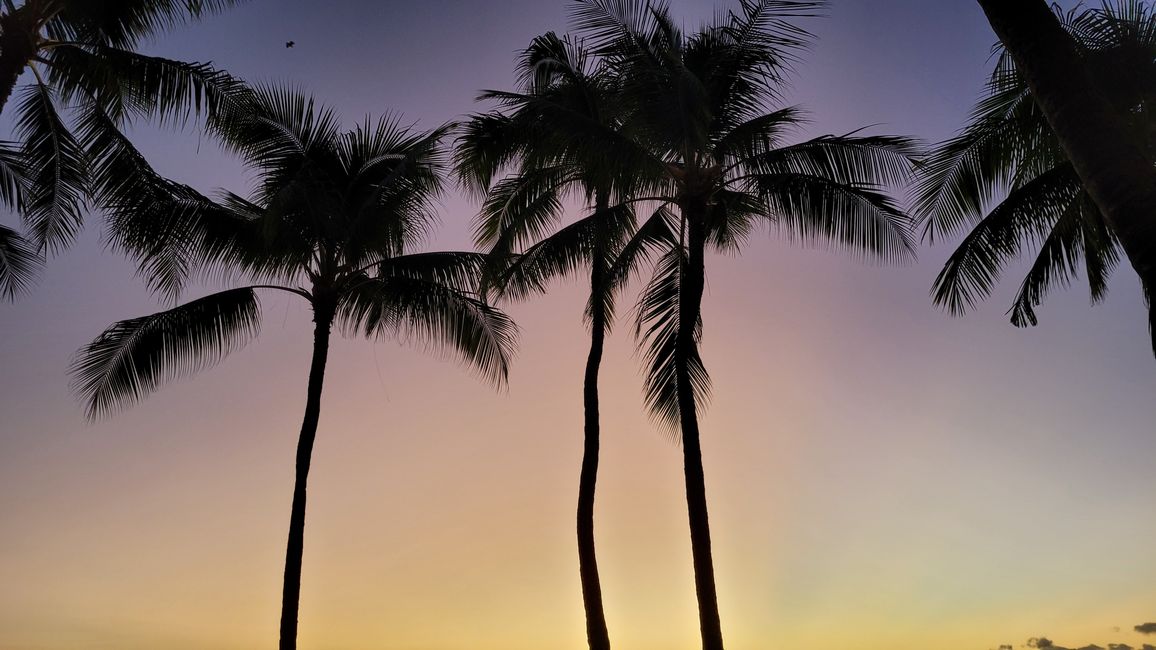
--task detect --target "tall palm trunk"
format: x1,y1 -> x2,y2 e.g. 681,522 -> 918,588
579,259 -> 611,650
977,0 -> 1156,354
279,299 -> 335,650
578,195 -> 612,650
677,199 -> 723,650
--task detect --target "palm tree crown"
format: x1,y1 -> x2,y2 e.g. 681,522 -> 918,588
70,85 -> 517,650
456,31 -> 675,650
564,2 -> 917,647
0,0 -> 246,297
914,1 -> 1156,328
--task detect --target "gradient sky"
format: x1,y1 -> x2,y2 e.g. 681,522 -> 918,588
2,1 -> 1155,649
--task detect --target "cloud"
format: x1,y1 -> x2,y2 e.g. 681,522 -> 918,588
1136,624 -> 1156,636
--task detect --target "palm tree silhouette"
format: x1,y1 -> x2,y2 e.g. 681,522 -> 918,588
70,86 -> 518,650
0,0 -> 245,296
916,1 -> 1156,339
456,32 -> 673,650
568,2 -> 918,647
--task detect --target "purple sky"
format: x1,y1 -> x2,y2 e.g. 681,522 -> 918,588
1,2 -> 1154,649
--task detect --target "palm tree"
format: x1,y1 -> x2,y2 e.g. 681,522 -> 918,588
69,86 -> 517,650
0,0 -> 245,296
568,2 -> 918,647
972,0 -> 1156,353
456,32 -> 673,650
916,1 -> 1156,349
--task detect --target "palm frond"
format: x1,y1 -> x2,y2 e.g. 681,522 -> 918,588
714,105 -> 804,163
693,0 -> 822,129
706,188 -> 762,253
744,172 -> 915,263
605,202 -> 678,294
570,0 -> 670,61
214,84 -> 342,200
453,111 -> 528,198
44,44 -> 248,127
0,224 -> 41,298
492,202 -> 636,302
71,287 -> 262,419
517,31 -> 591,93
373,251 -> 490,292
742,132 -> 919,187
634,245 -> 709,434
930,164 -> 1082,316
49,0 -> 245,49
0,139 -> 27,209
15,82 -> 88,251
339,275 -> 517,386
1007,193 -> 1120,326
474,165 -> 577,253
340,119 -> 449,264
912,77 -> 1043,242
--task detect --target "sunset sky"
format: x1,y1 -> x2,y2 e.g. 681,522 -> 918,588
2,1 -> 1155,649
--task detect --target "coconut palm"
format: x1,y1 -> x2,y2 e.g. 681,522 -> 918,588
69,86 -> 517,650
456,32 -> 673,650
568,2 -> 918,647
917,0 -> 1156,352
0,0 -> 245,296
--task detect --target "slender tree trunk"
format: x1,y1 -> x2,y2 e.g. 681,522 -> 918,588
0,8 -> 39,114
677,199 -> 724,650
279,300 -> 335,650
578,252 -> 611,650
976,0 -> 1156,354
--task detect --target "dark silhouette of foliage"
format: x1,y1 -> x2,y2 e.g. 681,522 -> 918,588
71,85 -> 517,650
456,31 -> 675,650
565,1 -> 917,647
917,1 -> 1156,340
0,0 -> 247,296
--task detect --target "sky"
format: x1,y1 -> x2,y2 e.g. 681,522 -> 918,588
2,1 -> 1156,649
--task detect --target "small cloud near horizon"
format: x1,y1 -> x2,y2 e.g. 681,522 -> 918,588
1136,624 -> 1156,636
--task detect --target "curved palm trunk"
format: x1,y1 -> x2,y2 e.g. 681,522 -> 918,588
977,0 -> 1156,354
578,258 -> 611,650
279,302 -> 335,650
677,201 -> 724,650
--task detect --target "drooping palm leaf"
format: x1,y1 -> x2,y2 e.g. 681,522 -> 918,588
916,1 -> 1156,326
635,245 -> 709,434
339,274 -> 517,386
494,202 -> 637,302
71,287 -> 261,418
1007,192 -> 1119,327
0,224 -> 41,298
746,171 -> 915,263
930,162 -> 1083,317
474,165 -> 577,253
15,81 -> 87,251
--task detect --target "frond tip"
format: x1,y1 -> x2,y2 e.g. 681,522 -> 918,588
70,287 -> 262,419
0,225 -> 42,299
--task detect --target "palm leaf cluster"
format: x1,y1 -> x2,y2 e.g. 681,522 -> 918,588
69,84 -> 518,650
458,2 -> 918,648
73,85 -> 517,418
565,0 -> 917,428
0,0 -> 247,297
914,1 -> 1156,326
